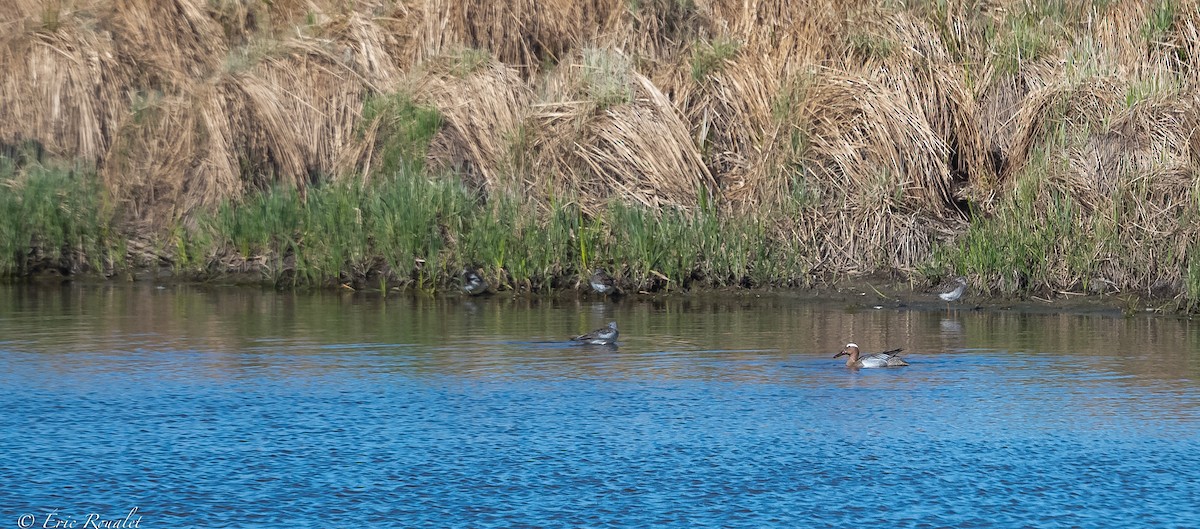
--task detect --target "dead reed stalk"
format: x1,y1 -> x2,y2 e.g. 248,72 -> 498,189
410,53 -> 533,194
0,7 -> 132,162
529,47 -> 715,214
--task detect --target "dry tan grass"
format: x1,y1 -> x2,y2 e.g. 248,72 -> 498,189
779,70 -> 967,276
3,0 -> 1200,295
314,10 -> 403,87
109,0 -> 227,86
1175,1 -> 1200,81
843,8 -> 991,203
984,69 -> 1197,294
1066,93 -> 1196,292
677,51 -> 782,206
1005,78 -> 1122,180
412,44 -> 717,213
611,0 -> 711,62
669,0 -> 850,210
412,53 -> 533,193
105,36 -> 365,222
103,82 -> 238,223
526,47 -> 715,213
793,72 -> 955,218
410,0 -> 623,74
709,0 -> 852,68
572,72 -> 716,209
0,7 -> 132,162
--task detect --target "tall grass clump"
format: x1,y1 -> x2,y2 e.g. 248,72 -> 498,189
361,173 -> 474,288
1187,244 -> 1200,310
601,195 -> 783,291
690,37 -> 740,82
937,151 -> 1079,294
357,92 -> 443,178
1144,0 -> 1176,43
989,7 -> 1065,77
0,153 -> 120,276
459,194 -> 583,292
209,170 -> 477,288
847,30 -> 894,61
212,185 -> 303,282
582,47 -> 635,108
458,195 -> 521,287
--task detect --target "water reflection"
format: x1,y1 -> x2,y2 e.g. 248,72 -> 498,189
2,284 -> 1198,527
2,284 -> 1198,382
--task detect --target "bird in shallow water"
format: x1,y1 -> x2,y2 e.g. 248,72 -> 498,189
834,343 -> 908,368
571,321 -> 619,345
461,268 -> 489,296
589,269 -> 618,296
938,276 -> 967,310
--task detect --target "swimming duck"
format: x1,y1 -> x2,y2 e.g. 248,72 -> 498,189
461,268 -> 489,296
834,343 -> 908,368
589,269 -> 618,296
571,321 -> 619,345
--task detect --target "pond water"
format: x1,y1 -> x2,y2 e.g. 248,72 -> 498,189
1,284 -> 1198,528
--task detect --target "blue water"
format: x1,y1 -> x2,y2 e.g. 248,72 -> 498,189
1,285 -> 1198,527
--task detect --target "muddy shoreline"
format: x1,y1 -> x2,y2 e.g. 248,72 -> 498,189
16,266 -> 1185,318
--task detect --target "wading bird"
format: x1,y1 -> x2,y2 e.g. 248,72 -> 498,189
938,276 -> 967,311
461,268 -> 489,296
590,269 -> 618,296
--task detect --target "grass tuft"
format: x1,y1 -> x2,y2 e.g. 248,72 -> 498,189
848,31 -> 894,61
690,37 -> 740,82
359,93 -> 442,177
0,152 -> 119,276
582,47 -> 635,108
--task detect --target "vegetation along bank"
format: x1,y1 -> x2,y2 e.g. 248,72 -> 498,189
1,0 -> 1199,311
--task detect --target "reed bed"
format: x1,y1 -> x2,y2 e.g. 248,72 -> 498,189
194,166 -> 805,293
1,0 -> 1199,309
0,148 -> 120,276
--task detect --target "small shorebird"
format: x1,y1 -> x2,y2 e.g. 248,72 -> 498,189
589,269 -> 618,296
834,343 -> 908,368
571,321 -> 619,345
461,268 -> 489,296
938,276 -> 967,310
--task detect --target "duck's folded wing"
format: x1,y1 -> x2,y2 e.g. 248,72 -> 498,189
863,350 -> 904,364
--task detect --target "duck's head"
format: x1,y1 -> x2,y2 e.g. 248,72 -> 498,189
834,343 -> 859,358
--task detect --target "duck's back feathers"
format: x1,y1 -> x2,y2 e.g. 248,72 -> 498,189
860,349 -> 908,368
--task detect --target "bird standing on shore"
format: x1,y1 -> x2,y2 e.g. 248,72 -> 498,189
938,276 -> 967,310
834,343 -> 908,368
461,268 -> 489,296
590,269 -> 618,296
571,321 -> 619,345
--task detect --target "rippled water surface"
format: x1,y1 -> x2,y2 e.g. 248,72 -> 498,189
2,284 -> 1198,527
